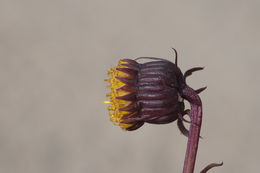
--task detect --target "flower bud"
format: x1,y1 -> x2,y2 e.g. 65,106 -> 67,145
105,58 -> 186,131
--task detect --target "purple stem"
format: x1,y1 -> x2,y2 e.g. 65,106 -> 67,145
182,85 -> 202,173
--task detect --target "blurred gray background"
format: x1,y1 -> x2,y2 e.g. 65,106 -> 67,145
0,0 -> 259,173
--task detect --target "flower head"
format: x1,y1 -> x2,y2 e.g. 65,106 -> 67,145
104,56 -> 188,131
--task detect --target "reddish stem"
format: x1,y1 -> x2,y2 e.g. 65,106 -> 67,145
182,86 -> 202,173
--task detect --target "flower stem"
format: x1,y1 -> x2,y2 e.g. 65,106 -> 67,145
182,86 -> 202,173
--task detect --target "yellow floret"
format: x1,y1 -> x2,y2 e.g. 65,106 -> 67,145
104,60 -> 134,130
